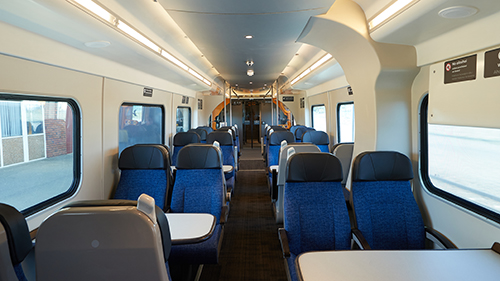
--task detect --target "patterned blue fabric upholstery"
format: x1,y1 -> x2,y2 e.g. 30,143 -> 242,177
114,170 -> 168,209
352,180 -> 425,250
169,145 -> 225,264
283,153 -> 349,281
351,151 -> 425,250
169,225 -> 222,264
170,169 -> 223,222
14,263 -> 28,281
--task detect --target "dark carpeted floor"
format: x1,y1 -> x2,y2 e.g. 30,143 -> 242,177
199,145 -> 287,281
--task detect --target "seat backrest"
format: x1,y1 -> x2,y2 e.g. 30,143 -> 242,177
197,126 -> 213,134
275,144 -> 321,223
284,153 -> 350,255
0,204 -> 32,281
351,151 -> 424,250
188,128 -> 207,143
331,142 -> 354,187
294,127 -> 314,142
36,195 -> 171,281
170,144 -> 224,223
114,144 -> 171,210
302,130 -> 330,152
289,125 -> 305,137
172,132 -> 201,166
268,131 -> 294,167
206,131 -> 235,167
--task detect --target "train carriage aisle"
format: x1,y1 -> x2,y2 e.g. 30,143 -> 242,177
199,144 -> 287,281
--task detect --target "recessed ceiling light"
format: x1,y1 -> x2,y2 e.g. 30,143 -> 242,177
245,35 -> 253,39
249,81 -> 253,84
84,40 -> 111,48
247,69 -> 254,76
438,6 -> 478,19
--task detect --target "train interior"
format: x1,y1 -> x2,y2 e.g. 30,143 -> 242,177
1,0 -> 500,280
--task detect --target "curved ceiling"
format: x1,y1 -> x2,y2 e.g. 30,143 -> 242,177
157,0 -> 336,89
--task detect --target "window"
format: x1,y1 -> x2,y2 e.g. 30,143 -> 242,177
311,104 -> 327,132
0,94 -> 80,215
337,102 -> 354,143
176,106 -> 191,133
421,95 -> 500,222
119,104 -> 164,155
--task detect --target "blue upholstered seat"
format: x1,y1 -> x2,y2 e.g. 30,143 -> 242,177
206,131 -> 236,194
113,144 -> 172,210
188,128 -> 207,143
279,153 -> 350,281
302,130 -> 330,153
267,131 -> 294,192
351,151 -> 455,250
172,132 -> 201,166
294,127 -> 314,143
169,144 -> 226,264
0,203 -> 32,281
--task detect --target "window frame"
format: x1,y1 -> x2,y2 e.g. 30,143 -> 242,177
0,93 -> 81,216
420,94 -> 500,224
311,104 -> 326,132
336,101 -> 354,143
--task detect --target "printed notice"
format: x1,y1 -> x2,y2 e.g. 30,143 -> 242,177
444,55 -> 477,84
484,48 -> 500,78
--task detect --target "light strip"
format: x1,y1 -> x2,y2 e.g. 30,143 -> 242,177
117,21 -> 160,52
369,0 -> 418,30
73,0 -> 114,23
290,53 -> 332,85
67,0 -> 213,87
161,50 -> 188,71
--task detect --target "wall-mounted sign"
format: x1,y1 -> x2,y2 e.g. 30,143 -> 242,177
198,99 -> 203,110
300,97 -> 305,108
181,96 -> 189,104
484,48 -> 500,78
444,54 -> 477,84
143,88 -> 153,97
282,96 -> 294,102
347,86 -> 353,95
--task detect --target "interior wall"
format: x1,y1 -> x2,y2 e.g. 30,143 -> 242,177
297,0 -> 417,158
411,64 -> 500,249
0,54 -> 104,230
102,78 -> 172,199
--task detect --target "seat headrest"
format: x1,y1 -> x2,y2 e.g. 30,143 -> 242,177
188,128 -> 207,140
0,203 -> 32,265
295,127 -> 314,139
270,126 -> 286,131
176,144 -> 222,169
269,131 -> 294,145
217,127 -> 236,140
173,132 -> 201,146
290,125 -> 306,135
352,151 -> 414,181
62,199 -> 171,262
119,144 -> 170,170
302,130 -> 329,145
197,126 -> 213,133
286,153 -> 343,182
206,131 -> 233,145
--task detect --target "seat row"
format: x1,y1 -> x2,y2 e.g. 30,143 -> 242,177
0,140 -> 232,281
277,151 -> 456,281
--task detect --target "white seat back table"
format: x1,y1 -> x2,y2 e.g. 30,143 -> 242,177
165,213 -> 216,245
297,244 -> 500,281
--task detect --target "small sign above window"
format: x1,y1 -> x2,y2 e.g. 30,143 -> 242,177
143,88 -> 153,97
444,54 -> 477,84
282,96 -> 294,102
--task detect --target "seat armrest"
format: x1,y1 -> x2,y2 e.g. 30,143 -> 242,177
278,228 -> 290,258
351,228 -> 371,250
425,227 -> 456,249
220,205 -> 229,225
